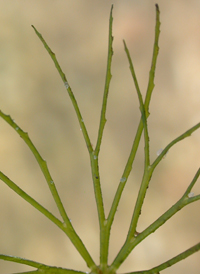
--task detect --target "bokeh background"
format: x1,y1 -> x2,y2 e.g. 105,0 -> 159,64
0,0 -> 200,273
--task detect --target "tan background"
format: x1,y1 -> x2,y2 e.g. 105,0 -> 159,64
0,0 -> 200,273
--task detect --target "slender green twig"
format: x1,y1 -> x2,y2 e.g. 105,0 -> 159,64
106,119 -> 143,224
90,5 -> 114,268
31,25 -> 93,154
123,40 -> 150,167
0,111 -> 94,262
0,110 -> 69,223
0,254 -> 88,274
0,111 -> 96,268
127,123 -> 200,241
13,271 -> 40,274
126,242 -> 200,274
0,171 -> 63,228
109,168 -> 200,271
13,270 -> 86,274
106,3 -> 161,246
123,40 -> 152,240
144,4 -> 160,114
0,255 -> 45,270
126,170 -> 152,242
89,153 -> 105,227
137,168 -> 200,248
0,171 -> 96,268
151,122 -> 200,171
95,5 -> 113,156
31,26 -> 106,265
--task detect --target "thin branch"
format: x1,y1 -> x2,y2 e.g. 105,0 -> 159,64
0,171 -> 63,228
12,271 -> 40,274
0,255 -> 44,269
151,122 -> 200,171
127,122 -> 200,242
0,171 -> 96,268
0,254 -> 89,274
123,40 -> 150,167
96,5 -> 114,268
95,4 -> 114,156
109,168 -> 200,271
89,153 -> 105,228
123,40 -> 151,240
31,25 -> 93,154
0,110 -> 72,226
144,4 -> 160,114
106,3 -> 161,253
126,242 -> 200,274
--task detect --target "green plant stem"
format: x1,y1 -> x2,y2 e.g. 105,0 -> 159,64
125,115 -> 200,244
95,5 -> 113,157
13,271 -> 40,274
108,5 -> 200,270
0,111 -> 95,267
124,41 -> 150,168
151,122 -> 200,171
31,25 -> 93,154
109,168 -> 200,271
0,171 -> 96,269
0,171 -> 63,228
88,10 -> 114,268
123,40 -> 150,166
89,152 -> 106,269
123,39 -> 152,240
107,119 -> 143,222
108,124 -> 200,271
0,110 -> 69,223
0,255 -> 88,274
126,242 -> 200,274
93,5 -> 114,268
105,4 -> 161,257
0,255 -> 45,269
34,5 -> 113,268
144,4 -> 160,114
32,24 -> 106,268
90,152 -> 105,226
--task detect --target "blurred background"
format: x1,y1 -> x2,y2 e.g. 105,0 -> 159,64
0,0 -> 200,273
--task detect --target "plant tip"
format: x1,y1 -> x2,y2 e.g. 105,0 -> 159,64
155,3 -> 159,11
